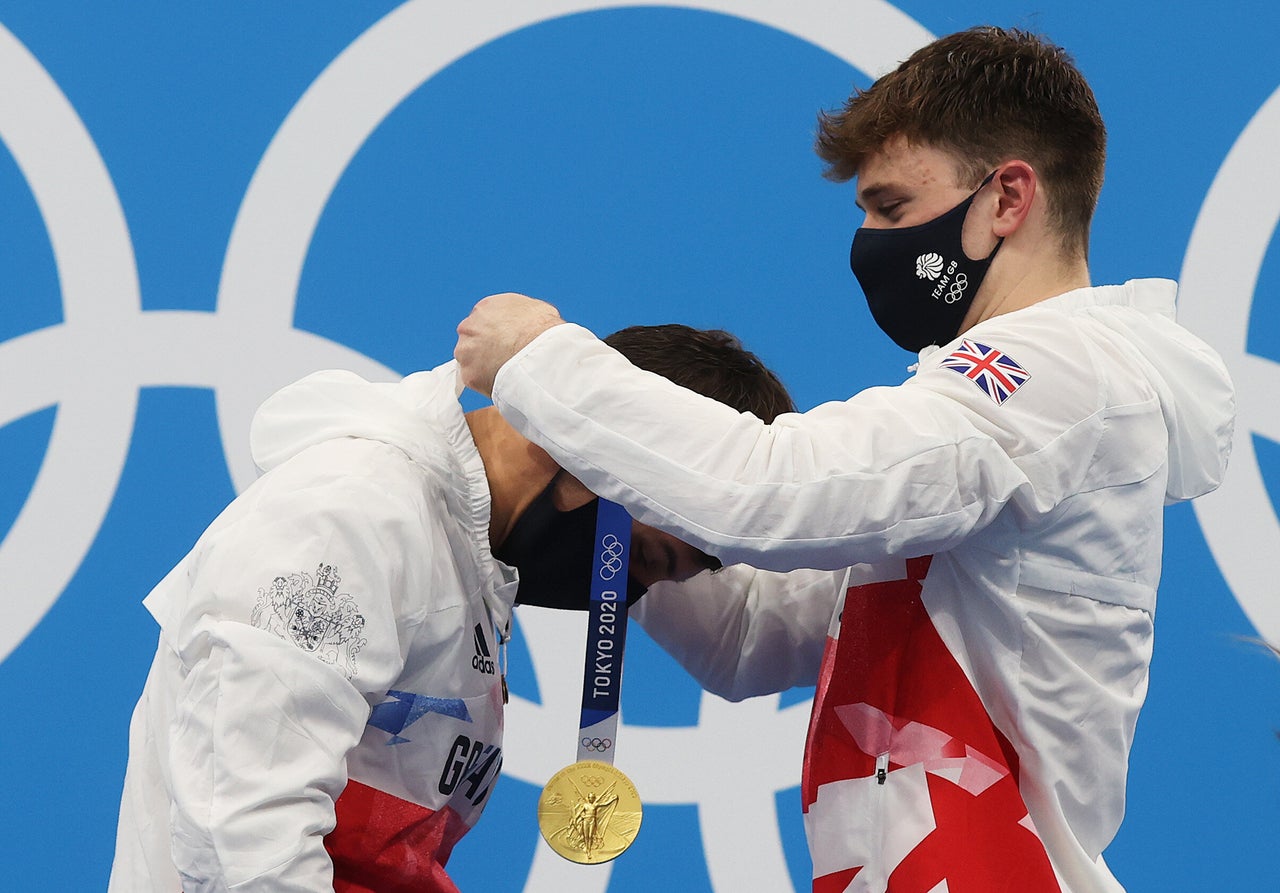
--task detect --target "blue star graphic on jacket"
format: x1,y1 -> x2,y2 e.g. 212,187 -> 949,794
368,690 -> 473,745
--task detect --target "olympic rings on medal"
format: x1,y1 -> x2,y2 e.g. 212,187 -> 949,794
581,736 -> 613,753
598,533 -> 625,580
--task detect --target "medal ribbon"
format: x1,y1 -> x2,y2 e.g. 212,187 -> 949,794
576,498 -> 631,764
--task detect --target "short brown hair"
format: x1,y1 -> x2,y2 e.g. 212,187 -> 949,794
815,26 -> 1106,256
604,324 -> 794,423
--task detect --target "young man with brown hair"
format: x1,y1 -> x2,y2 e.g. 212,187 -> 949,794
454,26 -> 1236,893
109,324 -> 791,892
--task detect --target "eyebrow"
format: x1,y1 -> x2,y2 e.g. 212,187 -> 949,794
854,183 -> 893,212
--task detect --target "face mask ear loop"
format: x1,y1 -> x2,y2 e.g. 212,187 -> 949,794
972,169 -> 1003,260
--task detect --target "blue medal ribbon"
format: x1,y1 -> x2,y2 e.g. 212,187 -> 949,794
576,498 -> 631,764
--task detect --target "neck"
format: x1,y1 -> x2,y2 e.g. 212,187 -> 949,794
961,239 -> 1090,331
465,407 -> 559,549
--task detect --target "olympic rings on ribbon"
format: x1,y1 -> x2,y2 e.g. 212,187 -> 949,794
598,533 -> 625,580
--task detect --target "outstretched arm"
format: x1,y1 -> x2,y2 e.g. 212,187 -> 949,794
458,295 -> 1098,573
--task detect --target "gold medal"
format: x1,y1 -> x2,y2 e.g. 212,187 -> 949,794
537,760 -> 643,864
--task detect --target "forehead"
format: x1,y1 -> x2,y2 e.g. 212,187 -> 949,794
856,136 -> 965,205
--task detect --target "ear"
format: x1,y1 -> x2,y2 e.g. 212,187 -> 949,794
551,472 -> 597,511
991,160 -> 1038,238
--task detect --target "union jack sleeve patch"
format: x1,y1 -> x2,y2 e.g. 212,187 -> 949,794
939,339 -> 1031,405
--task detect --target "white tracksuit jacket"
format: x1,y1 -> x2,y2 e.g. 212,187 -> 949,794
110,363 -> 517,892
490,280 -> 1235,893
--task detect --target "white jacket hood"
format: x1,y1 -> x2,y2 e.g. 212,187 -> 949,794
247,361 -> 510,626
250,363 -> 470,482
1057,278 -> 1235,502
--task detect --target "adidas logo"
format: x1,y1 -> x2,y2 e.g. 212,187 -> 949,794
472,623 -> 496,675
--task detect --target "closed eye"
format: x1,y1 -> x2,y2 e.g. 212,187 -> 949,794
877,200 -> 905,221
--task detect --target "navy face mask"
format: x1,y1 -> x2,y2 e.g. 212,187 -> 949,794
849,171 -> 1002,353
495,473 -> 646,610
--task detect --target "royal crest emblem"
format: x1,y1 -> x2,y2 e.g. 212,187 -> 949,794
252,563 -> 367,677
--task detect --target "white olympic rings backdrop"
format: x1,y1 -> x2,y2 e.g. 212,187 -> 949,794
0,2 -> 1277,891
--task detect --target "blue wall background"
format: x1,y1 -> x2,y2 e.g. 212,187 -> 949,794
1,2 -> 1277,890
